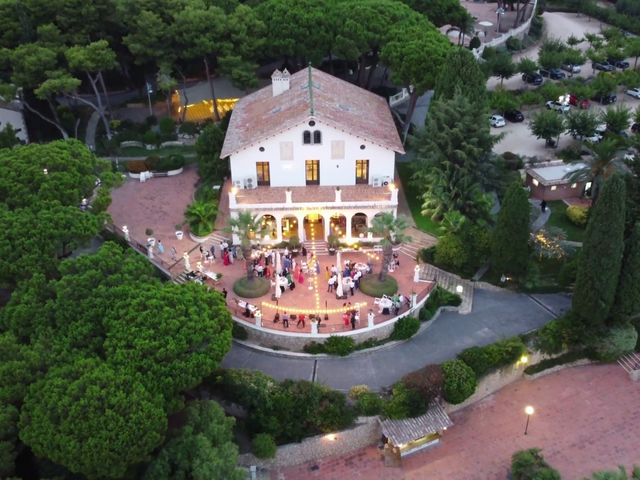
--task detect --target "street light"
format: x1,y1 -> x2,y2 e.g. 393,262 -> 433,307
524,405 -> 535,435
145,82 -> 154,117
496,7 -> 505,33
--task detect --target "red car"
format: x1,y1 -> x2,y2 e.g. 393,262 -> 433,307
568,94 -> 591,109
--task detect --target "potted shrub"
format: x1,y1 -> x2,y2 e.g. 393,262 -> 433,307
328,234 -> 339,255
175,223 -> 184,240
289,234 -> 301,256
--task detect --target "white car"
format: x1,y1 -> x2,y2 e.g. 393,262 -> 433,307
626,87 -> 640,99
490,114 -> 506,128
545,101 -> 570,113
595,123 -> 607,133
562,64 -> 581,74
585,133 -> 603,143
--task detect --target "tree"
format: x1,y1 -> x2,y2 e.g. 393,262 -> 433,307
625,37 -> 640,69
565,109 -> 600,144
563,47 -> 586,67
572,175 -> 626,333
491,88 -> 519,115
601,104 -> 631,134
434,47 -> 487,105
0,124 -> 21,149
401,0 -> 470,27
517,57 -> 538,77
587,466 -> 640,480
0,402 -> 18,477
530,110 -> 565,147
196,123 -> 226,181
489,51 -> 516,86
538,49 -> 564,69
185,200 -> 218,236
227,212 -> 264,281
143,401 -> 244,480
491,182 -> 530,277
412,91 -> 496,221
368,213 -> 410,281
613,224 -> 640,324
591,73 -> 617,98
19,359 -> 167,479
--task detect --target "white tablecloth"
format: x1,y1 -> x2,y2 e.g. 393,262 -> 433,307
354,263 -> 369,273
378,298 -> 393,312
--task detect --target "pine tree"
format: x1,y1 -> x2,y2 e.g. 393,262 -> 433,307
613,224 -> 640,324
434,47 -> 487,106
572,175 -> 626,331
491,182 -> 530,276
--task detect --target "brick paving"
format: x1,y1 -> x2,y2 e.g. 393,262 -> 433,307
273,365 -> 640,480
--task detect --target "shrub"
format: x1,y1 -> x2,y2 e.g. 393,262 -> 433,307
179,122 -> 198,136
252,433 -> 276,459
355,392 -> 384,416
590,323 -> 638,362
158,117 -> 176,140
232,277 -> 271,298
154,154 -> 185,172
401,364 -> 443,405
348,384 -> 370,400
390,316 -> 420,341
434,234 -> 468,270
502,152 -> 524,171
418,246 -> 435,263
458,337 -> 528,378
359,275 -> 398,297
302,341 -> 326,354
534,318 -> 570,354
323,336 -> 355,356
232,322 -> 248,340
419,287 -> 462,322
511,448 -> 561,480
524,350 -> 586,376
441,360 -> 477,404
506,36 -> 523,51
565,205 -> 589,227
125,159 -> 148,173
142,129 -> 160,146
518,90 -> 544,106
469,36 -> 481,50
143,155 -> 161,171
383,382 -> 427,419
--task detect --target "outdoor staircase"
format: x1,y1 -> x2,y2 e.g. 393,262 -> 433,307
419,263 -> 473,314
304,240 -> 329,256
398,227 -> 438,260
172,231 -> 230,285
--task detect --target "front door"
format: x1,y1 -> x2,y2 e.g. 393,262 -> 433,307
306,160 -> 320,185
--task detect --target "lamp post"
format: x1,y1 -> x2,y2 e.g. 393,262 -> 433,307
146,82 -> 154,117
496,7 -> 505,33
524,405 -> 535,435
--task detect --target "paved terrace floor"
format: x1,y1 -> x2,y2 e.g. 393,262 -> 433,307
272,364 -> 640,480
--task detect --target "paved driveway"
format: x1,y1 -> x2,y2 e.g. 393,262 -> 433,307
222,289 -> 571,391
273,364 -> 640,480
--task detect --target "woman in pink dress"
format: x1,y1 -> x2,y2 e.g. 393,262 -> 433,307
343,311 -> 350,328
223,250 -> 230,266
298,271 -> 304,284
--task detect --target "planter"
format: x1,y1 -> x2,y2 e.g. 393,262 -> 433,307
175,230 -> 184,240
328,248 -> 337,256
189,231 -> 212,243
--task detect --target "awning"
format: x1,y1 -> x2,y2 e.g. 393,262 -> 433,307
380,403 -> 453,446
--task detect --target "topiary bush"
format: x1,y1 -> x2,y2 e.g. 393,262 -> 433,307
252,433 -> 276,459
359,275 -> 398,297
323,336 -> 356,356
458,337 -> 528,378
390,316 -> 420,340
441,360 -> 477,404
154,154 -> 185,172
401,364 -> 443,406
142,129 -> 160,147
511,448 -> 561,480
158,117 -> 176,141
383,382 -> 427,419
566,205 -> 589,227
232,277 -> 271,298
590,323 -> 638,362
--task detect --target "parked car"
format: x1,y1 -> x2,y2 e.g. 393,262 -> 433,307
632,123 -> 640,134
549,68 -> 566,80
545,100 -> 570,113
489,114 -> 506,128
504,110 -> 524,122
584,132 -> 603,143
595,123 -> 607,133
592,61 -> 615,72
539,68 -> 550,77
522,72 -> 543,85
568,94 -> 590,109
561,64 -> 581,73
626,87 -> 640,99
610,59 -> 630,70
592,93 -> 617,105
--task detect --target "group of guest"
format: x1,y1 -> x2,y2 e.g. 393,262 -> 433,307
326,259 -> 369,296
341,303 -> 360,330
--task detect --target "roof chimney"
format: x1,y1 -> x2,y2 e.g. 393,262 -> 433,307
271,68 -> 290,97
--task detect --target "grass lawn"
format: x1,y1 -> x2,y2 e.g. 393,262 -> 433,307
118,145 -> 196,157
396,162 -> 440,237
546,200 -> 586,242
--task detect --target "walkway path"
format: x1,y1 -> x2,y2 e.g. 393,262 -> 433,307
273,364 -> 640,479
222,288 -> 571,391
530,198 -> 551,232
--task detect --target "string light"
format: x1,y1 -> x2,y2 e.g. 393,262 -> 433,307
261,301 -> 367,315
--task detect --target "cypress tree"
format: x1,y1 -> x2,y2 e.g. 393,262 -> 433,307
491,182 -> 530,276
572,175 -> 626,330
613,223 -> 640,324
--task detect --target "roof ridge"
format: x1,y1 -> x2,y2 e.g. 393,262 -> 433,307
307,63 -> 314,116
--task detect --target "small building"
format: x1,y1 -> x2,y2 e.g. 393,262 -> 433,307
525,162 -> 590,201
0,101 -> 29,143
220,65 -> 404,244
380,402 -> 453,464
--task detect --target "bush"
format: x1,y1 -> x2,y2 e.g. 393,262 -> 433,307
441,360 -> 477,404
232,322 -> 248,340
534,318 -> 571,354
142,129 -> 160,146
125,159 -> 148,173
511,448 -> 561,480
154,154 -> 185,172
419,287 -> 462,322
390,316 -> 420,341
323,336 -> 355,356
590,323 -> 638,362
524,350 -> 586,376
302,341 -> 326,354
506,36 -> 523,51
469,36 -> 481,50
158,117 -> 176,140
252,433 -> 276,459
458,337 -> 528,378
518,90 -> 544,106
565,205 -> 589,227
179,122 -> 199,136
401,364 -> 443,405
348,384 -> 370,400
383,382 -> 427,419
232,277 -> 271,298
355,392 -> 384,416
434,234 -> 468,270
359,275 -> 398,297
418,246 -> 435,263
502,152 -> 524,170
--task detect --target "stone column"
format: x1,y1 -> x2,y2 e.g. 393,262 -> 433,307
334,187 -> 341,204
254,311 -> 262,328
228,189 -> 237,209
274,216 -> 283,242
411,292 -> 418,308
285,188 -> 292,204
323,214 -> 331,240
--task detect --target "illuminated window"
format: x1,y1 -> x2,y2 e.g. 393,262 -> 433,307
255,162 -> 270,186
550,185 -> 557,191
571,183 -> 577,188
355,159 -> 369,184
532,179 -> 539,186
306,160 -> 319,185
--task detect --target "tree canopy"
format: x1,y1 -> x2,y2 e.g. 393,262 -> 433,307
491,182 -> 530,277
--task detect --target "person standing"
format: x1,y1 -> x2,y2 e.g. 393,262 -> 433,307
297,314 -> 306,329
367,309 -> 375,326
282,311 -> 289,328
350,310 -> 357,330
210,244 -> 216,260
342,310 -> 350,329
199,245 -> 205,260
157,240 -> 165,255
221,287 -> 228,299
170,246 -> 177,261
327,275 -> 335,292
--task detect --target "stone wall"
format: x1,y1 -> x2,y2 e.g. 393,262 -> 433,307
237,416 -> 381,468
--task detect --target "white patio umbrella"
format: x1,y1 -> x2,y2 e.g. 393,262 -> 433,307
183,252 -> 191,271
275,251 -> 282,275
274,273 -> 282,299
335,250 -> 344,298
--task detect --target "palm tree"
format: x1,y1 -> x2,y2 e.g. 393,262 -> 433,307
184,200 -> 218,236
368,213 -> 411,281
566,138 -> 625,204
226,211 -> 264,281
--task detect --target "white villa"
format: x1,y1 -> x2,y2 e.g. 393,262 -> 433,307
220,66 -> 404,244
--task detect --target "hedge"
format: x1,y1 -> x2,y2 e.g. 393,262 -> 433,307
232,277 -> 270,298
419,287 -> 462,322
441,360 -> 477,404
511,448 -> 561,480
390,316 -> 420,340
359,275 -> 398,297
524,350 -> 586,376
457,337 -> 527,378
589,323 -> 638,362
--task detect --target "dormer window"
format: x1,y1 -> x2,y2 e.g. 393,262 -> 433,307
303,130 -> 311,144
313,130 -> 322,144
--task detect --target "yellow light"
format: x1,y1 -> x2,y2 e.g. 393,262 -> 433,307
520,355 -> 529,364
325,434 -> 337,441
525,406 -> 535,416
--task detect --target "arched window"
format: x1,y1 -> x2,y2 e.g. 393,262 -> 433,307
302,130 -> 311,144
313,130 -> 322,144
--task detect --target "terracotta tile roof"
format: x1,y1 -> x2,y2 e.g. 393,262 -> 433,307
380,403 -> 453,445
234,185 -> 392,206
220,66 -> 404,158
